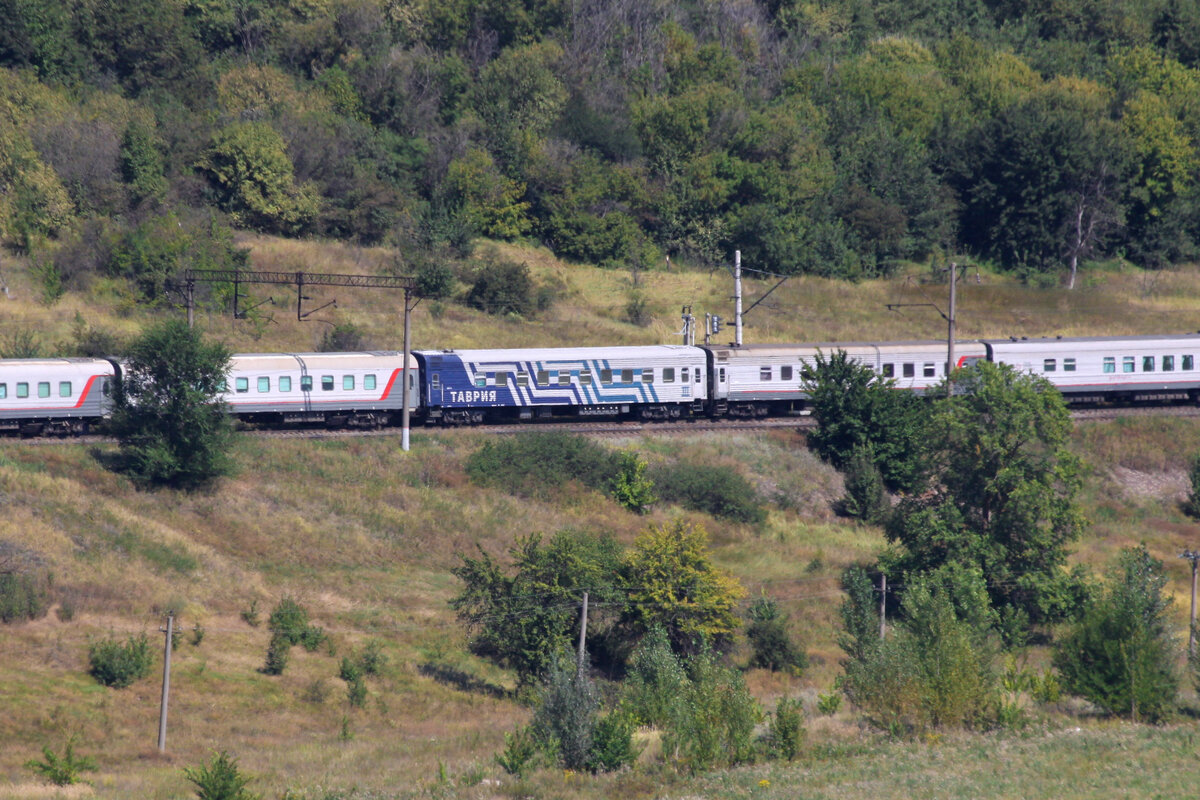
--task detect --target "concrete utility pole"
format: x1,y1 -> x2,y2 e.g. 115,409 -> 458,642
576,591 -> 589,678
734,250 -> 743,346
947,261 -> 957,386
1182,550 -> 1200,656
879,574 -> 887,640
401,287 -> 414,452
157,613 -> 174,753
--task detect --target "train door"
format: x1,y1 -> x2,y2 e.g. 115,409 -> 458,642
296,356 -> 314,413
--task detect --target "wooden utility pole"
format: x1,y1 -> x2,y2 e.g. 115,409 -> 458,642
157,613 -> 174,753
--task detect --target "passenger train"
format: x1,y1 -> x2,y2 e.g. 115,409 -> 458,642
3,333 -> 1200,435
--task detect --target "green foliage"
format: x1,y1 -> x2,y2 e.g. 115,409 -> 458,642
585,711 -> 639,773
531,658 -> 599,771
183,751 -> 261,800
838,566 -> 881,665
442,146 -> 531,240
262,633 -> 290,676
317,323 -> 365,352
610,450 -> 656,513
801,349 -> 930,493
838,443 -> 889,522
464,253 -> 539,317
24,738 -> 97,786
1183,452 -> 1200,518
622,626 -> 689,727
1054,545 -> 1179,722
0,328 -> 43,358
766,696 -> 805,760
660,648 -> 762,772
197,121 -> 320,234
108,319 -> 235,490
884,361 -> 1087,626
451,529 -> 622,687
88,632 -> 153,688
816,691 -> 842,715
495,725 -> 539,777
346,675 -> 367,707
120,117 -> 167,205
745,595 -> 808,673
621,520 -> 746,654
464,432 -> 619,500
0,571 -> 48,623
649,462 -> 766,524
410,255 -> 456,300
841,570 -> 998,735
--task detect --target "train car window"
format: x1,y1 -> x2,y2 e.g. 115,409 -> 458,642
621,369 -> 634,383
495,372 -> 507,387
681,368 -> 689,383
38,382 -> 50,398
1185,356 -> 1195,371
301,375 -> 314,392
663,368 -> 675,383
59,381 -> 72,397
642,370 -> 654,383
1103,357 -> 1115,373
341,375 -> 353,390
696,369 -> 702,383
475,375 -> 486,387
558,372 -> 571,386
0,383 -> 6,399
781,366 -> 793,381
1123,356 -> 1135,373
718,367 -> 726,382
924,363 -> 936,377
516,372 -> 528,387
536,370 -> 549,385
364,375 -> 376,390
280,376 -> 292,392
322,375 -> 335,391
600,369 -> 612,384
1064,358 -> 1076,372
903,363 -> 915,378
236,377 -> 249,393
16,382 -> 28,398
882,363 -> 894,378
579,370 -> 591,385
760,366 -> 772,381
1164,355 -> 1175,371
1143,356 -> 1155,372
1044,359 -> 1056,372
258,377 -> 270,392
102,379 -> 111,396
430,374 -> 440,392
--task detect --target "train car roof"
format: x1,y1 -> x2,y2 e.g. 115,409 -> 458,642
230,351 -> 416,369
417,345 -> 704,361
0,357 -> 114,366
703,341 -> 983,357
983,334 -> 1200,349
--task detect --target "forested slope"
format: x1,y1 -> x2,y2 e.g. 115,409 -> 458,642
2,0 -> 1200,301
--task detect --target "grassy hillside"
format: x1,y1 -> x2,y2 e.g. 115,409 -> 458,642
5,245 -> 1200,798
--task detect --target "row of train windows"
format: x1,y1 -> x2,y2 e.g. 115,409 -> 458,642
881,363 -> 940,379
1098,355 -> 1193,373
225,374 -> 379,393
460,367 -> 703,388
0,381 -> 75,399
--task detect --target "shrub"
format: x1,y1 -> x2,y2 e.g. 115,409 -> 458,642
746,595 -> 807,673
465,253 -> 537,316
610,450 -> 656,513
765,696 -> 805,760
586,712 -> 639,773
0,571 -> 49,623
412,256 -> 456,300
495,725 -> 539,777
650,462 -> 766,524
262,633 -> 290,676
318,323 -> 365,352
816,691 -> 842,715
622,626 -> 689,727
1184,453 -> 1200,519
88,633 -> 153,688
531,659 -> 599,771
346,676 -> 368,707
1055,545 -> 1178,722
465,433 -> 619,500
838,443 -> 889,523
183,751 -> 261,800
25,739 -> 96,786
661,649 -> 762,772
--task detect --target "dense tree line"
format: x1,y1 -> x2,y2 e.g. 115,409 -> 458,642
3,0 -> 1200,286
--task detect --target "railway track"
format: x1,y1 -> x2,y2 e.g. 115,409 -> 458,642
5,404 -> 1200,447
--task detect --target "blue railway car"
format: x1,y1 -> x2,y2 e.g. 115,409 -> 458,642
415,346 -> 708,424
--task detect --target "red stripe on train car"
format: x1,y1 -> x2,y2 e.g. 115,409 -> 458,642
72,375 -> 101,409
378,369 -> 401,400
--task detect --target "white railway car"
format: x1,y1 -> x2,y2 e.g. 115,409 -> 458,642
415,345 -> 708,423
222,351 -> 419,427
984,334 -> 1200,403
705,341 -> 987,415
0,358 -> 116,434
